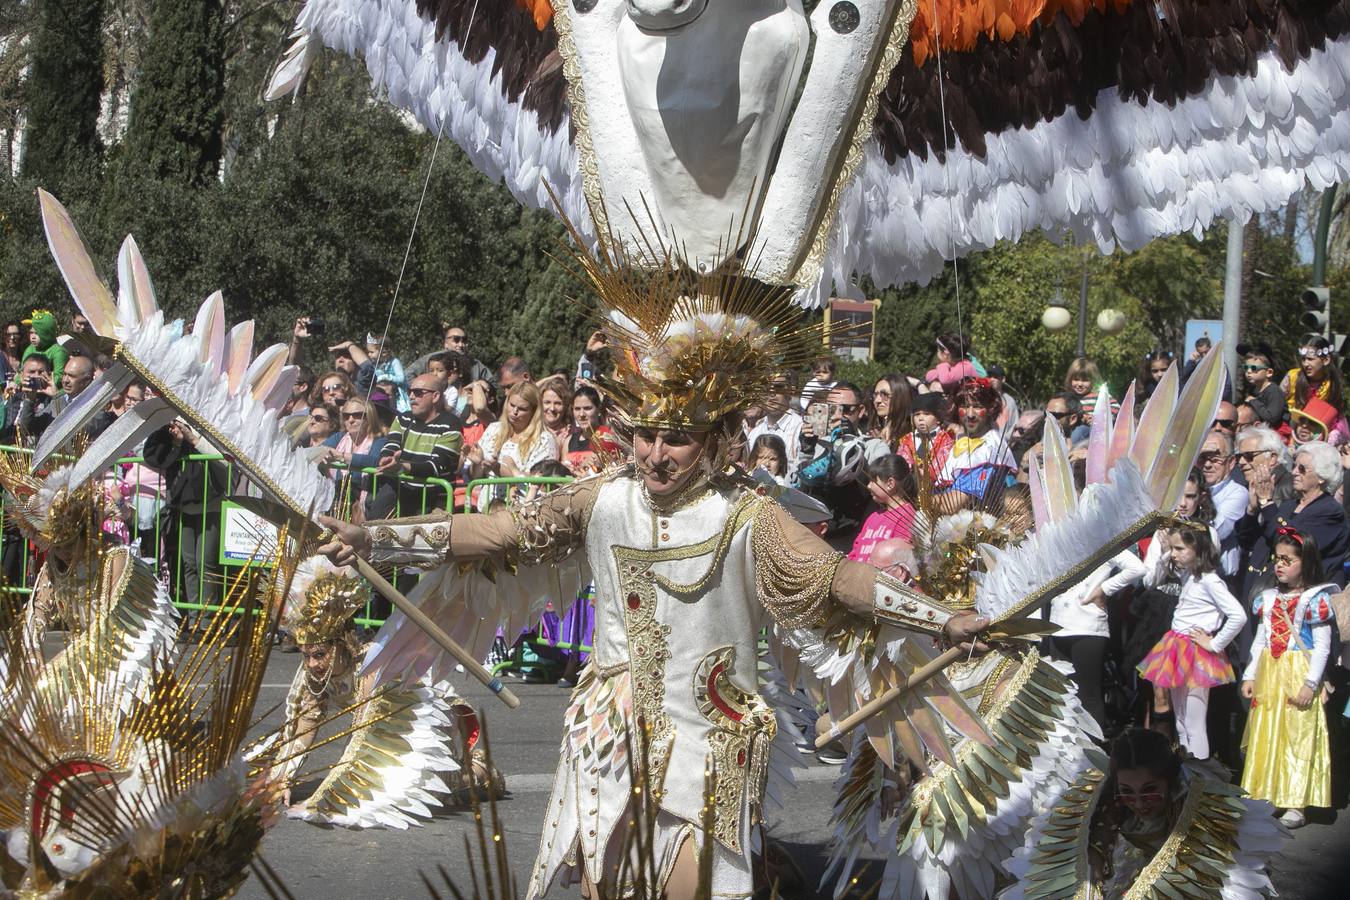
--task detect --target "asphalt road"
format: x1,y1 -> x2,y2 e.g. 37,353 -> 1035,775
236,651 -> 1350,900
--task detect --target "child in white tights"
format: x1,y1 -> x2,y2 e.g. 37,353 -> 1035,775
1136,526 -> 1246,759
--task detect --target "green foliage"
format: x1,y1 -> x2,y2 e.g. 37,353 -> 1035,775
857,233 -> 1221,405
117,0 -> 225,185
21,0 -> 105,192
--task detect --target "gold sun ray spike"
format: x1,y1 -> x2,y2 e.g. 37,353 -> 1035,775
545,185 -> 846,443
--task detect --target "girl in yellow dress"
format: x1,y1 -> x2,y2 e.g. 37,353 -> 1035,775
1240,525 -> 1336,829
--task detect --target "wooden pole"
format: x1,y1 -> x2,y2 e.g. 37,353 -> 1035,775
352,557 -> 520,709
814,646 -> 965,748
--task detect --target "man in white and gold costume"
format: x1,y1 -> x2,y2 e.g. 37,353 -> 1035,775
322,253 -> 990,899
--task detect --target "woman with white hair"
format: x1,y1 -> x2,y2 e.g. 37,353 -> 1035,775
1241,440 -> 1350,595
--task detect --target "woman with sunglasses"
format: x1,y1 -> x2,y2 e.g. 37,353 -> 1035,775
865,373 -> 912,451
304,403 -> 341,448
1238,440 -> 1350,608
310,371 -> 355,409
322,399 -> 389,511
1,321 -> 24,385
1283,334 -> 1349,442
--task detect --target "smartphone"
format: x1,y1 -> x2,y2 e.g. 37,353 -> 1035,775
807,401 -> 830,436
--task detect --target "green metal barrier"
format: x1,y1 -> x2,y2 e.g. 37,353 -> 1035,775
464,475 -> 574,513
0,448 -> 595,648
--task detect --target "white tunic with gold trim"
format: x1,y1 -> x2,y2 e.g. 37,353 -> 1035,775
362,470 -> 969,899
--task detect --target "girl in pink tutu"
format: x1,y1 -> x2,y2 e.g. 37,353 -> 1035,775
1136,526 -> 1246,759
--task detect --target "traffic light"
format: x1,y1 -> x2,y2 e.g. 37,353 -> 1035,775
1301,286 -> 1331,334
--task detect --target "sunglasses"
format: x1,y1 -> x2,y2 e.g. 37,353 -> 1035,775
1234,450 -> 1267,461
321,383 -> 345,394
343,410 -> 366,420
446,335 -> 467,343
1294,462 -> 1310,474
1243,363 -> 1270,372
409,387 -> 439,398
310,414 -> 330,424
1047,409 -> 1071,420
1212,418 -> 1236,429
830,403 -> 860,413
1198,452 -> 1227,465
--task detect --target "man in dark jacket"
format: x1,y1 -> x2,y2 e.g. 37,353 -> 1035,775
143,421 -> 231,617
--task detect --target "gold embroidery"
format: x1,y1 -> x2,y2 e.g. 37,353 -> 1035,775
612,547 -> 675,795
550,2 -> 609,240
510,472 -> 608,566
367,517 -> 452,569
749,498 -> 840,630
871,560 -> 957,636
605,491 -> 758,813
789,0 -> 921,288
691,647 -> 777,852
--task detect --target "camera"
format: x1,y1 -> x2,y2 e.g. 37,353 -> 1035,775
25,377 -> 45,391
307,317 -> 326,337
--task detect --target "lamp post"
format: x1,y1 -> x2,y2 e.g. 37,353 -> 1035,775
1042,268 -> 1125,353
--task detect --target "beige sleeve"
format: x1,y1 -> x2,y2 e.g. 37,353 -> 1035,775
754,501 -> 953,638
364,474 -> 605,568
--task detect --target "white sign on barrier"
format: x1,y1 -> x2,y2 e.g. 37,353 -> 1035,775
219,501 -> 280,565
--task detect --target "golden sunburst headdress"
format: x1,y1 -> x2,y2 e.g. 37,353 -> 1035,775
558,204 -> 831,433
281,556 -> 370,645
0,452 -> 102,550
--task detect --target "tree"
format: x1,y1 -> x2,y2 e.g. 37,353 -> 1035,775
116,0 -> 225,185
20,0 -> 104,192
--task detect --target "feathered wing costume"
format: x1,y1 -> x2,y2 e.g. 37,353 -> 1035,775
29,189 -> 334,522
250,555 -> 472,830
808,351 -> 1226,898
821,496 -> 1103,900
1003,757 -> 1289,899
346,205 -> 1226,897
269,0 -> 1350,301
0,548 -> 291,898
0,454 -> 179,720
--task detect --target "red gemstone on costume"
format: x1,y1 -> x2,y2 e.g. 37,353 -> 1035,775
737,749 -> 746,766
627,592 -> 641,610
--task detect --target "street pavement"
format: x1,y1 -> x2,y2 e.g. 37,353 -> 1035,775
237,652 -> 1350,900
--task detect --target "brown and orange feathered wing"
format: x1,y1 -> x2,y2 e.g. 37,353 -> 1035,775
269,0 -> 1350,295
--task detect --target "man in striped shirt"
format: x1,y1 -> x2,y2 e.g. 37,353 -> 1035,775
369,373 -> 464,518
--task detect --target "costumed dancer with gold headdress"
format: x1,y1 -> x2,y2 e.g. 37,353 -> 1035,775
256,555 -> 496,829
823,498 -> 1103,900
0,453 -> 178,715
1004,728 -> 1288,900
0,531 -> 293,898
320,241 -> 995,899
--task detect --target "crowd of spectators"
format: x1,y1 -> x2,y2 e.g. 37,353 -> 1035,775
9,305 -> 1350,831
